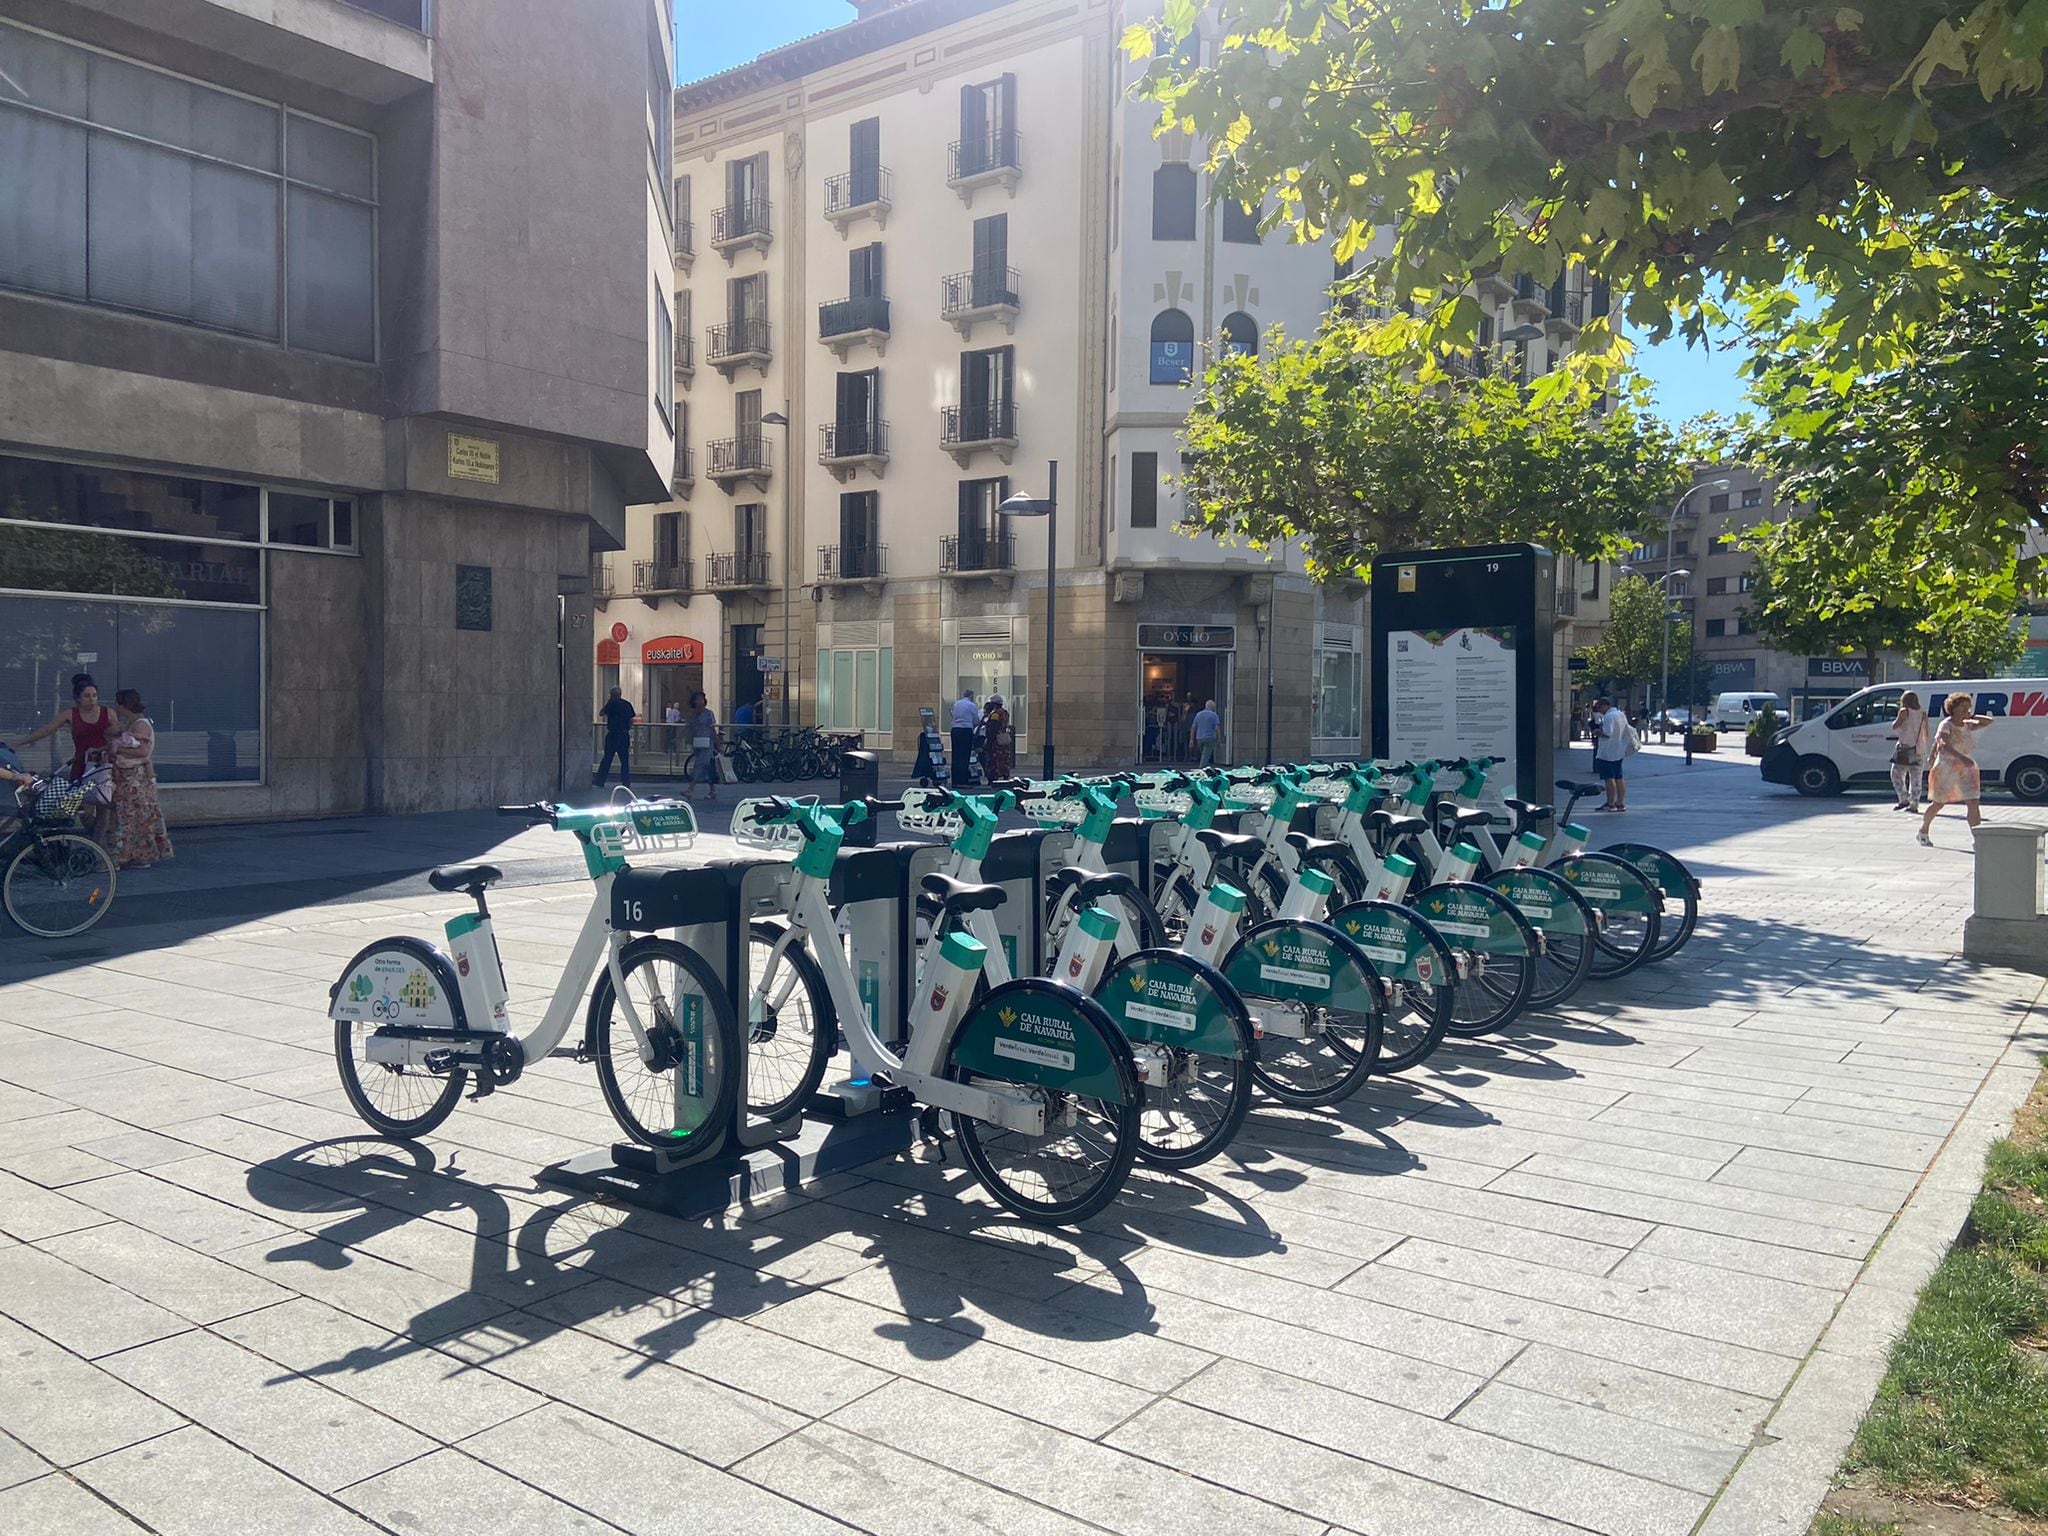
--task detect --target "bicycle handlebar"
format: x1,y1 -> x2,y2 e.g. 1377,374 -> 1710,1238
496,802 -> 557,825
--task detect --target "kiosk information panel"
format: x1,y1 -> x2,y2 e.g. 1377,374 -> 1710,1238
1371,544 -> 1555,799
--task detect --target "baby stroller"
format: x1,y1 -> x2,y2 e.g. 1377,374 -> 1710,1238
911,708 -> 949,788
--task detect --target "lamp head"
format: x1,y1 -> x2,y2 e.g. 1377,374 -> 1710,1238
1498,322 -> 1544,343
998,491 -> 1054,518
761,411 -> 789,427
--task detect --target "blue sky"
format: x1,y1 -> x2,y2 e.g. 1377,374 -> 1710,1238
672,0 -> 1756,422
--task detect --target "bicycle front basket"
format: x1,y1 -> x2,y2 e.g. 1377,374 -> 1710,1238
32,777 -> 88,821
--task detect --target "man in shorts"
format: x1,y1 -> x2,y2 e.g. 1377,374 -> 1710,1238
1592,693 -> 1629,811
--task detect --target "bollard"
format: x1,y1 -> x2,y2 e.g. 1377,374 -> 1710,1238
1962,822 -> 2048,975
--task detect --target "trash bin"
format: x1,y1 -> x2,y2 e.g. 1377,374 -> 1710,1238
839,749 -> 880,847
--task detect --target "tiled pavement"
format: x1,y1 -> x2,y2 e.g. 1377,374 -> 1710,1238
1,748 -> 2044,1535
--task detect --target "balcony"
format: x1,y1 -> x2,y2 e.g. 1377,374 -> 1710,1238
940,530 -> 1015,584
818,294 -> 891,360
1445,347 -> 1492,380
818,542 -> 887,590
707,551 -> 774,593
671,445 -> 694,499
824,168 -> 894,237
941,266 -> 1020,339
710,198 -> 772,261
1475,268 -> 1515,305
633,559 -> 695,603
941,400 -> 1017,467
706,318 -> 771,380
947,129 -> 1022,205
1545,282 -> 1585,340
675,219 -> 695,270
674,331 -> 694,384
591,556 -> 616,604
1511,273 -> 1550,322
819,420 -> 890,482
706,434 -> 772,490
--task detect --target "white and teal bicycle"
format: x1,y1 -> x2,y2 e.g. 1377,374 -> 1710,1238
738,794 -> 1145,1225
328,798 -> 743,1150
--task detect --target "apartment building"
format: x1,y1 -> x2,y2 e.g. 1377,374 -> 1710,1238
607,0 -> 1600,766
1625,465 -> 1911,717
0,0 -> 677,817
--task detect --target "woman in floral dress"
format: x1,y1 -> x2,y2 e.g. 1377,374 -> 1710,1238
108,689 -> 174,869
1917,691 -> 1995,847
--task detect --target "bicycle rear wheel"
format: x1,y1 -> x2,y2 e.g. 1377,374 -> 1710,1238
745,919 -> 836,1119
1417,882 -> 1537,1037
591,937 -> 741,1148
335,1018 -> 467,1138
1603,842 -> 1700,962
1557,854 -> 1663,979
3,830 -> 116,939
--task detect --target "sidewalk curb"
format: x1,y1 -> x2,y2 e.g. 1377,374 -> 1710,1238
1692,1025 -> 2047,1536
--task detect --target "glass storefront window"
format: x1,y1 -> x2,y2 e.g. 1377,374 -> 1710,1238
0,525 -> 262,603
1315,648 -> 1362,740
946,643 -> 1025,740
2,454 -> 259,541
0,594 -> 261,782
816,647 -> 894,733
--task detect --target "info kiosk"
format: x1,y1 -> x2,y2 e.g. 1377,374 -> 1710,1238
1370,543 -> 1556,799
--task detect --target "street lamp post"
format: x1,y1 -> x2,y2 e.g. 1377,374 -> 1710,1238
1652,566 -> 1691,741
999,461 -> 1058,781
761,406 -> 793,726
1657,478 -> 1729,740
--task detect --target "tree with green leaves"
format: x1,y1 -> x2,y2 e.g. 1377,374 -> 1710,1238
1741,510 -> 2026,676
1737,197 -> 2048,591
1127,1 -> 2048,369
1174,320 -> 1689,577
1575,571 -> 1694,708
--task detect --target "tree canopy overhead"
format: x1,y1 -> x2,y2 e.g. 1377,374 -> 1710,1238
1174,320 -> 1689,577
1128,1 -> 2048,363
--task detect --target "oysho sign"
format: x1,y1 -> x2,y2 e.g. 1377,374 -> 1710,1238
641,635 -> 703,666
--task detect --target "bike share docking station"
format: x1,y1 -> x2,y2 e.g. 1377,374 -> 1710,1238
535,794 -> 1164,1220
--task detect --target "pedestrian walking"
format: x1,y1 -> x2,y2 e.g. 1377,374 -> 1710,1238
12,673 -> 115,839
1890,690 -> 1931,812
683,690 -> 721,804
107,689 -> 173,869
951,688 -> 979,786
594,687 -> 636,788
1918,692 -> 1994,845
1189,698 -> 1223,768
1592,693 -> 1631,811
981,695 -> 1014,781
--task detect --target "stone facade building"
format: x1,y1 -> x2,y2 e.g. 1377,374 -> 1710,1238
603,0 -> 1599,769
0,0 -> 677,819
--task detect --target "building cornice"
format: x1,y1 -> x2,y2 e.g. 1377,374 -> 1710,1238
675,0 -> 1015,112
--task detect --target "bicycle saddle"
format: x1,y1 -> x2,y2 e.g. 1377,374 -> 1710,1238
1438,806 -> 1497,831
1556,778 -> 1604,796
1503,798 -> 1553,823
1368,811 -> 1429,839
1194,829 -> 1262,861
429,863 -> 504,894
918,873 -> 1005,914
1285,831 -> 1352,864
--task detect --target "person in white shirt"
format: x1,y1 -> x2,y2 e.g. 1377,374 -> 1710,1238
663,700 -> 682,756
951,690 -> 979,785
1592,694 -> 1630,811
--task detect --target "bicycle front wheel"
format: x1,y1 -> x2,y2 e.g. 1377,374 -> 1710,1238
591,938 -> 741,1148
1558,854 -> 1663,979
3,831 -> 116,939
745,919 -> 836,1119
1603,843 -> 1700,962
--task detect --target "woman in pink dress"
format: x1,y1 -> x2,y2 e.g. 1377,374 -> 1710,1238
107,690 -> 174,869
1918,692 -> 1995,846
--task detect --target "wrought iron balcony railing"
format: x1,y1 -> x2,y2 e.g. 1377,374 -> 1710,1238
820,420 -> 889,461
819,542 -> 886,581
948,129 -> 1022,184
632,559 -> 694,596
819,295 -> 891,340
707,551 -> 772,588
941,400 -> 1016,447
940,531 -> 1014,574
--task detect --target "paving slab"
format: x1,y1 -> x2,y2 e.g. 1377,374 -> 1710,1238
0,746 -> 2040,1535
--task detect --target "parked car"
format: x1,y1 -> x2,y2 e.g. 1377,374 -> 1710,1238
1760,679 -> 2048,798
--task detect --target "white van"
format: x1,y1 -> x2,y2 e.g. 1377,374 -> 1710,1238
1760,679 -> 2048,799
1705,691 -> 1787,730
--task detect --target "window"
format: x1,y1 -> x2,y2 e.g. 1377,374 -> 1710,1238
1219,311 -> 1258,358
1107,313 -> 1117,393
652,509 -> 687,570
956,74 -> 1017,176
1706,576 -> 1728,596
1708,492 -> 1730,513
1314,632 -> 1363,740
1579,561 -> 1601,600
1130,451 -> 1159,528
1827,690 -> 1900,729
848,116 -> 881,205
654,285 -> 672,429
958,346 -> 1014,439
674,173 -> 691,248
1739,571 -> 1756,592
1110,164 -> 1120,250
1742,487 -> 1764,508
1221,193 -> 1260,245
1149,309 -> 1194,384
850,242 -> 884,300
969,213 -> 1012,307
269,492 -> 355,551
833,369 -> 879,455
1737,617 -> 1755,635
735,503 -> 767,562
1705,618 -> 1727,638
724,152 -> 767,235
0,21 -> 378,360
839,490 -> 879,578
816,644 -> 894,733
1674,538 -> 1690,556
956,476 -> 1009,566
1151,164 -> 1196,241
647,24 -> 672,214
